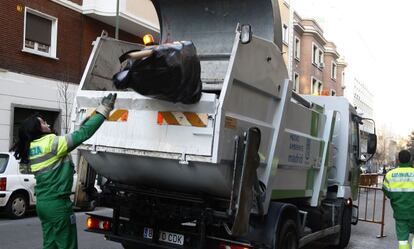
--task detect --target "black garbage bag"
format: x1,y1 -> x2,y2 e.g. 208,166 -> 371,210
113,41 -> 202,104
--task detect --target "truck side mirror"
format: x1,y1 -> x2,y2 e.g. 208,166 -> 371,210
367,134 -> 377,155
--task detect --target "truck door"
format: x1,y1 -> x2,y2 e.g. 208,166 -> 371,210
349,117 -> 360,199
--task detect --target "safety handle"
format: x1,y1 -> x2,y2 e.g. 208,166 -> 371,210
127,50 -> 153,60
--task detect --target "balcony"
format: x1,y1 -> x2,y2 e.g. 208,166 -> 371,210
65,0 -> 160,38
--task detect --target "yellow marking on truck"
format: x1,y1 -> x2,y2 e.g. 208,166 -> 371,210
108,109 -> 129,122
86,108 -> 128,122
157,112 -> 207,127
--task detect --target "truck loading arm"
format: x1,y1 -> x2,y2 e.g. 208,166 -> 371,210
310,110 -> 337,206
151,0 -> 282,55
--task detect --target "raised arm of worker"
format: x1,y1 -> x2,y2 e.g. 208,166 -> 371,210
27,93 -> 117,199
54,93 -> 117,158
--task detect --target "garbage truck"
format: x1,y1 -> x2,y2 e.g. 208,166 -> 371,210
72,0 -> 377,248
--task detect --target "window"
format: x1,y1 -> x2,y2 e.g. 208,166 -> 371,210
312,43 -> 324,68
331,62 -> 337,80
330,89 -> 336,96
311,77 -> 322,95
282,24 -> 289,44
23,8 -> 58,58
293,73 -> 300,92
294,37 -> 300,60
0,154 -> 9,174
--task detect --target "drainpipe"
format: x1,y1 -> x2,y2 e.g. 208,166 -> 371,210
115,0 -> 120,39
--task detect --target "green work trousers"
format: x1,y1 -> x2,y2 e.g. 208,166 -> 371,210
36,198 -> 77,249
395,218 -> 414,241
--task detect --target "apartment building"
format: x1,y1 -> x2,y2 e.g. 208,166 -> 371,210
289,12 -> 346,96
278,0 -> 291,71
0,0 -> 158,151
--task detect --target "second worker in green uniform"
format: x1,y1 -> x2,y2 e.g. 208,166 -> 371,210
383,150 -> 414,249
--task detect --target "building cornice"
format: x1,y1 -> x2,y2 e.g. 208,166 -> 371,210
302,29 -> 327,46
324,48 -> 340,58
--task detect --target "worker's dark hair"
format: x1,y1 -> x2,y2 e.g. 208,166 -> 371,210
10,113 -> 44,164
398,150 -> 411,164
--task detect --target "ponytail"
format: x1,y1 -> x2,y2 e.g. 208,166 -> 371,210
10,114 -> 43,164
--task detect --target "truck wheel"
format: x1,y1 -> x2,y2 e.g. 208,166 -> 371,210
276,219 -> 299,249
5,193 -> 28,219
332,206 -> 352,249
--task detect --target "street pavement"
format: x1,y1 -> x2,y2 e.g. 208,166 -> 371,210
0,190 -> 399,249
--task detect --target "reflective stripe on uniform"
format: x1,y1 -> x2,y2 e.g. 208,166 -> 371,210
33,156 -> 72,176
382,187 -> 414,193
65,134 -> 74,150
387,177 -> 414,183
33,158 -> 63,176
398,241 -> 409,249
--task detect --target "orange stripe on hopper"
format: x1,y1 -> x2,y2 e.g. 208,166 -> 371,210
108,109 -> 128,122
183,112 -> 205,127
158,112 -> 180,125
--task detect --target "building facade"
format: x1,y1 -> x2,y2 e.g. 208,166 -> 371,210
0,0 -> 158,151
288,12 -> 346,96
278,0 -> 292,76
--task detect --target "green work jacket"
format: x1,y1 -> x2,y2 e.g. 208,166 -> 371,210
29,114 -> 105,201
383,163 -> 414,219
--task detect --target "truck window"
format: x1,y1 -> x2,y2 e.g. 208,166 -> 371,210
0,154 -> 9,174
350,119 -> 360,162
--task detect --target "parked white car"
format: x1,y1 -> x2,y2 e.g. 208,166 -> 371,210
0,152 -> 99,219
0,152 -> 36,219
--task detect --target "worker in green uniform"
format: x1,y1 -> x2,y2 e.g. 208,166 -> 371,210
383,150 -> 414,249
11,93 -> 117,249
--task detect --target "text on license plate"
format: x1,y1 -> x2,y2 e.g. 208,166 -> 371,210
159,231 -> 184,246
143,227 -> 154,239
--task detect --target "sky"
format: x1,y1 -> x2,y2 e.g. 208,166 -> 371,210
292,0 -> 414,138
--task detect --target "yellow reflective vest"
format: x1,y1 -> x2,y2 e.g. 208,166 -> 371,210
383,164 -> 414,219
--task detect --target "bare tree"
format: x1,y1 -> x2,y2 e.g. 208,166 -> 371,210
58,80 -> 74,134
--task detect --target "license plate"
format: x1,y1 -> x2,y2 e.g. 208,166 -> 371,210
159,231 -> 184,246
143,227 -> 154,239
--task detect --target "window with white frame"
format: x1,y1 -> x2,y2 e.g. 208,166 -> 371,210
331,62 -> 337,80
282,24 -> 289,44
294,37 -> 300,60
293,72 -> 300,92
312,43 -> 324,68
23,8 -> 58,58
330,89 -> 336,96
311,77 -> 322,95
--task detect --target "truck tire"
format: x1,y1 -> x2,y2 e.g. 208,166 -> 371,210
5,193 -> 28,219
332,206 -> 352,249
276,219 -> 299,249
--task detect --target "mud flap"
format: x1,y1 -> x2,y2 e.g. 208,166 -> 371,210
74,155 -> 97,210
231,127 -> 262,236
351,204 -> 358,225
